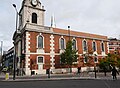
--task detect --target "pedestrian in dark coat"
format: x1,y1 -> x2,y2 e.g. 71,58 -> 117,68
77,67 -> 81,75
111,67 -> 119,80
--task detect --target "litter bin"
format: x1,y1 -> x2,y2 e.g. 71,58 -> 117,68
5,73 -> 9,80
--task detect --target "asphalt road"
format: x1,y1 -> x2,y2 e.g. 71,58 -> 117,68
0,79 -> 120,88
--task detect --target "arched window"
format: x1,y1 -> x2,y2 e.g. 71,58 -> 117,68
93,41 -> 96,51
32,13 -> 37,24
83,40 -> 87,51
38,36 -> 43,48
60,38 -> 65,49
101,42 -> 105,52
73,39 -> 76,50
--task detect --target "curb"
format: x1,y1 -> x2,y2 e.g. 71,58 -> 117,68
0,77 -> 107,82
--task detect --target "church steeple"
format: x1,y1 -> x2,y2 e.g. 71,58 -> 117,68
51,14 -> 56,28
19,0 -> 45,30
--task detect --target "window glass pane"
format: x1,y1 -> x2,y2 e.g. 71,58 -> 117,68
73,40 -> 76,50
84,57 -> 88,63
38,57 -> 43,63
32,13 -> 37,23
61,38 -> 64,49
83,40 -> 87,51
38,36 -> 43,48
93,42 -> 96,51
101,43 -> 105,52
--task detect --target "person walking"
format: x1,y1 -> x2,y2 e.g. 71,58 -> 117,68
111,66 -> 119,80
77,67 -> 81,75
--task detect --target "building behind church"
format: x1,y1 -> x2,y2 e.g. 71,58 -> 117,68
11,0 -> 109,75
109,38 -> 120,54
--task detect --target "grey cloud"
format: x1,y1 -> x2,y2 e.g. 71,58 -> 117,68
1,0 -> 120,51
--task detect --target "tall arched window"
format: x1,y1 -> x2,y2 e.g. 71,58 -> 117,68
38,36 -> 43,48
32,13 -> 37,24
60,38 -> 65,49
73,39 -> 76,50
101,42 -> 105,52
83,40 -> 87,51
93,41 -> 96,51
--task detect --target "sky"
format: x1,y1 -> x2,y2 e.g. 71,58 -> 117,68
0,0 -> 120,51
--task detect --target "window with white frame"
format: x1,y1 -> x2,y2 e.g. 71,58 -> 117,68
73,39 -> 76,50
93,41 -> 97,51
101,42 -> 105,52
37,57 -> 44,64
38,35 -> 43,48
83,40 -> 87,51
60,38 -> 65,49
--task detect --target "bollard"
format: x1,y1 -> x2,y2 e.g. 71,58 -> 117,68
5,73 -> 9,80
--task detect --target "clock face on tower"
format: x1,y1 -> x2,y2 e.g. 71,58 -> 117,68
31,0 -> 38,6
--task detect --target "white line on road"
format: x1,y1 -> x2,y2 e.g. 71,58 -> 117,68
103,80 -> 111,88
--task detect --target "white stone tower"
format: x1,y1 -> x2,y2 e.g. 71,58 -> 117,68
19,0 -> 45,30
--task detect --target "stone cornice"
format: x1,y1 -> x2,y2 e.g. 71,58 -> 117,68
21,23 -> 108,42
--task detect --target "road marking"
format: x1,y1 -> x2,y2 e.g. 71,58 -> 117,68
103,80 -> 111,88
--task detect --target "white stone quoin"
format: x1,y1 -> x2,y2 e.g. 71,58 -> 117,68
25,32 -> 31,75
50,35 -> 55,72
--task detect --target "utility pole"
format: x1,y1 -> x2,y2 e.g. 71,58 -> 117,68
0,41 -> 3,66
68,26 -> 70,41
12,4 -> 19,80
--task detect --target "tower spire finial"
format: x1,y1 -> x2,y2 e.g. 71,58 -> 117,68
51,14 -> 56,28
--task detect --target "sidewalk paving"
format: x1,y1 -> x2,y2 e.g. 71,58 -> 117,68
0,72 -> 120,82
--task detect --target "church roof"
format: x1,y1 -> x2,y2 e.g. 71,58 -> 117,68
53,28 -> 108,40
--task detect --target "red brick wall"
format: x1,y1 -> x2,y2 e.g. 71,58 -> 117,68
29,32 -> 39,52
54,35 -> 60,53
97,41 -> 101,54
76,38 -> 83,54
27,31 -> 108,69
43,33 -> 51,53
54,55 -> 60,68
30,54 -> 51,70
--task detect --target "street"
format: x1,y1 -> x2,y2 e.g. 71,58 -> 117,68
0,79 -> 120,88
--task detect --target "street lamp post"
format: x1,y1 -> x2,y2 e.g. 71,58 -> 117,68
68,26 -> 70,41
94,64 -> 97,78
13,4 -> 18,32
0,41 -> 3,67
12,4 -> 19,80
68,26 -> 72,73
94,54 -> 97,78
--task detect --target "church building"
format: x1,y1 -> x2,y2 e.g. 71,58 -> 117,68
13,0 -> 109,75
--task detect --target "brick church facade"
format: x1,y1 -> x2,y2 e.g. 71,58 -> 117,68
13,0 -> 109,75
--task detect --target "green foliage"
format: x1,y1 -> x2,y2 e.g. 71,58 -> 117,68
60,40 -> 79,67
99,59 -> 110,71
99,53 -> 120,71
82,49 -> 94,67
116,55 -> 120,68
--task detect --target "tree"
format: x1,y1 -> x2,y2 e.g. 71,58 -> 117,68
99,58 -> 110,76
82,43 -> 95,70
99,53 -> 120,72
60,40 -> 79,73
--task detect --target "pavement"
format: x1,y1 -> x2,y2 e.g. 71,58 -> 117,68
0,72 -> 120,82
